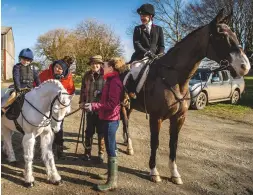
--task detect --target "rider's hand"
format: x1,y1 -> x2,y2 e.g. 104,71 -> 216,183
145,51 -> 157,59
84,103 -> 92,112
16,88 -> 21,93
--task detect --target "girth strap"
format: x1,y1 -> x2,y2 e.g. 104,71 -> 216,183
13,119 -> 24,135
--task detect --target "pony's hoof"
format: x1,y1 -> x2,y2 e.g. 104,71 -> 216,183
127,149 -> 134,155
171,177 -> 183,185
24,182 -> 35,188
150,175 -> 162,183
52,180 -> 63,185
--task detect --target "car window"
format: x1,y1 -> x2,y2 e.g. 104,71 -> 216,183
221,71 -> 229,81
192,71 -> 210,81
211,72 -> 221,82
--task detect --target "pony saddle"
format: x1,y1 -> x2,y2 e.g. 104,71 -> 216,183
4,89 -> 30,120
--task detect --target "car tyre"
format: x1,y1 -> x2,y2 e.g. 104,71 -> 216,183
230,90 -> 240,105
193,92 -> 207,110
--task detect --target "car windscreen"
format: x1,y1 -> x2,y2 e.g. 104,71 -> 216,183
191,70 -> 210,81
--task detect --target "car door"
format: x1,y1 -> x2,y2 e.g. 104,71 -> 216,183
219,70 -> 232,98
207,71 -> 223,100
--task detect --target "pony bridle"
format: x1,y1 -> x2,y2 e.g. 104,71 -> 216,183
50,92 -> 71,123
24,91 -> 71,124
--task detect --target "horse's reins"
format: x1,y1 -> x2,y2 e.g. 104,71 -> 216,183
20,92 -> 71,128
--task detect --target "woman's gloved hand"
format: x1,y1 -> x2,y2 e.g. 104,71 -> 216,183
84,103 -> 92,112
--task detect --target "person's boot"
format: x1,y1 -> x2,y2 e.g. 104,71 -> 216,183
96,157 -> 118,191
82,137 -> 92,161
83,149 -> 92,161
125,75 -> 137,99
98,135 -> 105,163
56,145 -> 66,159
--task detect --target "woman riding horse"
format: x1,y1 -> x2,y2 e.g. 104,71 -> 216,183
122,9 -> 251,185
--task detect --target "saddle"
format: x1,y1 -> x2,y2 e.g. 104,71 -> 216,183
123,57 -> 154,94
4,89 -> 30,120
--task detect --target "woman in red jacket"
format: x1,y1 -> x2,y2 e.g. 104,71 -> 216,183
39,56 -> 75,159
84,57 -> 124,192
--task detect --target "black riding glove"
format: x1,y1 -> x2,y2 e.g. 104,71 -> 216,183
145,51 -> 157,59
16,87 -> 21,93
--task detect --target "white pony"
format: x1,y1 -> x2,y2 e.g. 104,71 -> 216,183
1,79 -> 73,187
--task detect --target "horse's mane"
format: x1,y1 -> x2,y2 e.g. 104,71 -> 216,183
34,79 -> 67,93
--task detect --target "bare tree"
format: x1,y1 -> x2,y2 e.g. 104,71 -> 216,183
183,0 -> 253,56
149,0 -> 188,46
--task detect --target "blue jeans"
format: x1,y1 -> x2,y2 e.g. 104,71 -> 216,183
102,120 -> 119,157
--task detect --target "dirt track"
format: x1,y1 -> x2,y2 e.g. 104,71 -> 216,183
1,95 -> 253,195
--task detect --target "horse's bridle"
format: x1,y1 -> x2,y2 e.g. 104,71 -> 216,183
22,91 -> 71,127
186,27 -> 243,100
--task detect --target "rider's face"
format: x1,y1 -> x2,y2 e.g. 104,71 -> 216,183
91,62 -> 101,73
140,14 -> 151,25
20,58 -> 32,66
54,64 -> 63,75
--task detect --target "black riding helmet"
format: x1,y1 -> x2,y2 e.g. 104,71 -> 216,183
137,4 -> 155,17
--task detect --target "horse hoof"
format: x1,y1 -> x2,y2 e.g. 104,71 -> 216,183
127,149 -> 134,155
150,175 -> 162,183
52,180 -> 63,185
171,177 -> 183,185
24,182 -> 35,188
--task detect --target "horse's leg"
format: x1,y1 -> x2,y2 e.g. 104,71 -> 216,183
122,107 -> 134,155
22,133 -> 36,187
149,114 -> 162,182
2,126 -> 16,162
169,115 -> 185,185
40,129 -> 61,184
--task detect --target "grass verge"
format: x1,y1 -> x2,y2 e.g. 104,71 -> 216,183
198,76 -> 253,124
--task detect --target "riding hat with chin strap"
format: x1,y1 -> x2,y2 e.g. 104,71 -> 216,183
137,4 -> 155,16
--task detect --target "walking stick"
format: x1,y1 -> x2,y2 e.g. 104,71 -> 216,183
75,110 -> 85,154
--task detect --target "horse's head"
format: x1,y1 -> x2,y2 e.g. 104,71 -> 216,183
50,91 -> 74,133
207,8 -> 251,77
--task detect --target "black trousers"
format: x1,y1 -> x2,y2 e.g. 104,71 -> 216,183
85,112 -> 104,154
54,120 -> 64,146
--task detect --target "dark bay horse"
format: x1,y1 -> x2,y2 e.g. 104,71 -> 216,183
124,9 -> 251,184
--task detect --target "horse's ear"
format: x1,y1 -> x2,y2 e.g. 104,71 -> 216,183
212,8 -> 225,24
220,11 -> 233,25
